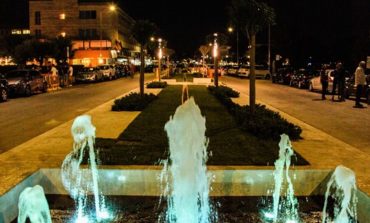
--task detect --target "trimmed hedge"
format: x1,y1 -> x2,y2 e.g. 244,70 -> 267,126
147,81 -> 167,88
208,86 -> 302,140
192,72 -> 204,78
208,85 -> 240,98
112,93 -> 158,111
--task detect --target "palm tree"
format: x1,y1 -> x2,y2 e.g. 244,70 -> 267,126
131,20 -> 159,96
230,0 -> 275,112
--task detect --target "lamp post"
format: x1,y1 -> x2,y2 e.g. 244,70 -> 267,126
213,33 -> 219,87
228,26 -> 239,65
100,4 -> 116,57
158,38 -> 163,82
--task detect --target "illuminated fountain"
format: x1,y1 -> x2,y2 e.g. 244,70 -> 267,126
322,165 -> 358,223
264,134 -> 299,223
160,97 -> 214,223
17,185 -> 51,223
61,115 -> 110,222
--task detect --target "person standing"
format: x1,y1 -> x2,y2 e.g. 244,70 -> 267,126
332,62 -> 345,101
67,65 -> 73,87
354,61 -> 366,108
320,65 -> 329,100
338,63 -> 346,101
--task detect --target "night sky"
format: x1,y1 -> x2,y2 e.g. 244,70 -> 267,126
1,0 -> 369,67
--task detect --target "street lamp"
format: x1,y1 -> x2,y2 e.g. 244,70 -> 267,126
100,4 -> 116,54
213,33 -> 219,87
228,26 -> 239,65
158,38 -> 163,81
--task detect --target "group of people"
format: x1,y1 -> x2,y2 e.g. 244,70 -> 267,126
320,61 -> 367,108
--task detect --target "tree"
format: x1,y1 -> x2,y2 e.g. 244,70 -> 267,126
51,36 -> 73,65
199,45 -> 210,77
13,40 -> 34,66
230,0 -> 275,112
131,20 -> 159,96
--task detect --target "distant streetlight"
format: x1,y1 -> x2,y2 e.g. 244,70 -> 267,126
150,37 -> 155,42
227,26 -> 239,65
109,5 -> 116,12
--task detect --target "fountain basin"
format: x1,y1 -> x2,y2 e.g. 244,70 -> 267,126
1,168 -> 369,222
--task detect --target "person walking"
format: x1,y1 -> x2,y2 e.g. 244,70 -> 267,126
354,61 -> 366,108
320,65 -> 329,100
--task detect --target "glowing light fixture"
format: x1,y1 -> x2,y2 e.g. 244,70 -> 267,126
109,4 -> 116,11
59,13 -> 66,20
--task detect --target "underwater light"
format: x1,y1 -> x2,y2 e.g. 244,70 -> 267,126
75,215 -> 89,223
97,209 -> 111,220
264,212 -> 274,219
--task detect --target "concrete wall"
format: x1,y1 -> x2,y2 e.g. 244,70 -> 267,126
1,168 -> 369,223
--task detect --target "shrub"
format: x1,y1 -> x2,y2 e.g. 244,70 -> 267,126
209,88 -> 302,141
112,93 -> 158,111
192,72 -> 204,78
147,81 -> 167,88
208,85 -> 240,98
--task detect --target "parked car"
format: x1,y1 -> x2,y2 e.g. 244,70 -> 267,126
237,65 -> 270,79
206,64 -> 223,78
308,69 -> 335,92
75,67 -> 104,83
115,64 -> 130,77
6,69 -> 47,96
344,75 -> 369,103
0,74 -> 8,102
272,67 -> 294,84
97,65 -> 115,80
145,65 -> 155,73
290,69 -> 317,89
226,66 -> 239,76
237,65 -> 249,78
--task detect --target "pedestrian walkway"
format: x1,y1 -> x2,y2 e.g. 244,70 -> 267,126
232,92 -> 370,195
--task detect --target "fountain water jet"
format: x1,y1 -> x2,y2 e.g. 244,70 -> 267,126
18,185 -> 51,223
160,97 -> 214,223
265,134 -> 299,222
61,115 -> 109,222
322,165 -> 357,223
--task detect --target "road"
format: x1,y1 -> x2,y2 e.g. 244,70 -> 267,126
221,76 -> 370,155
0,74 -> 155,153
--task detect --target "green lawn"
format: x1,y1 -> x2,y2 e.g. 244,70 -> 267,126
95,85 -> 309,166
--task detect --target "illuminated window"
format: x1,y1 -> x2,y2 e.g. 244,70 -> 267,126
59,13 -> 66,20
11,29 -> 22,35
22,30 -> 30,34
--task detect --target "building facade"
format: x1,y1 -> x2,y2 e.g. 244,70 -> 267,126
29,0 -> 139,66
